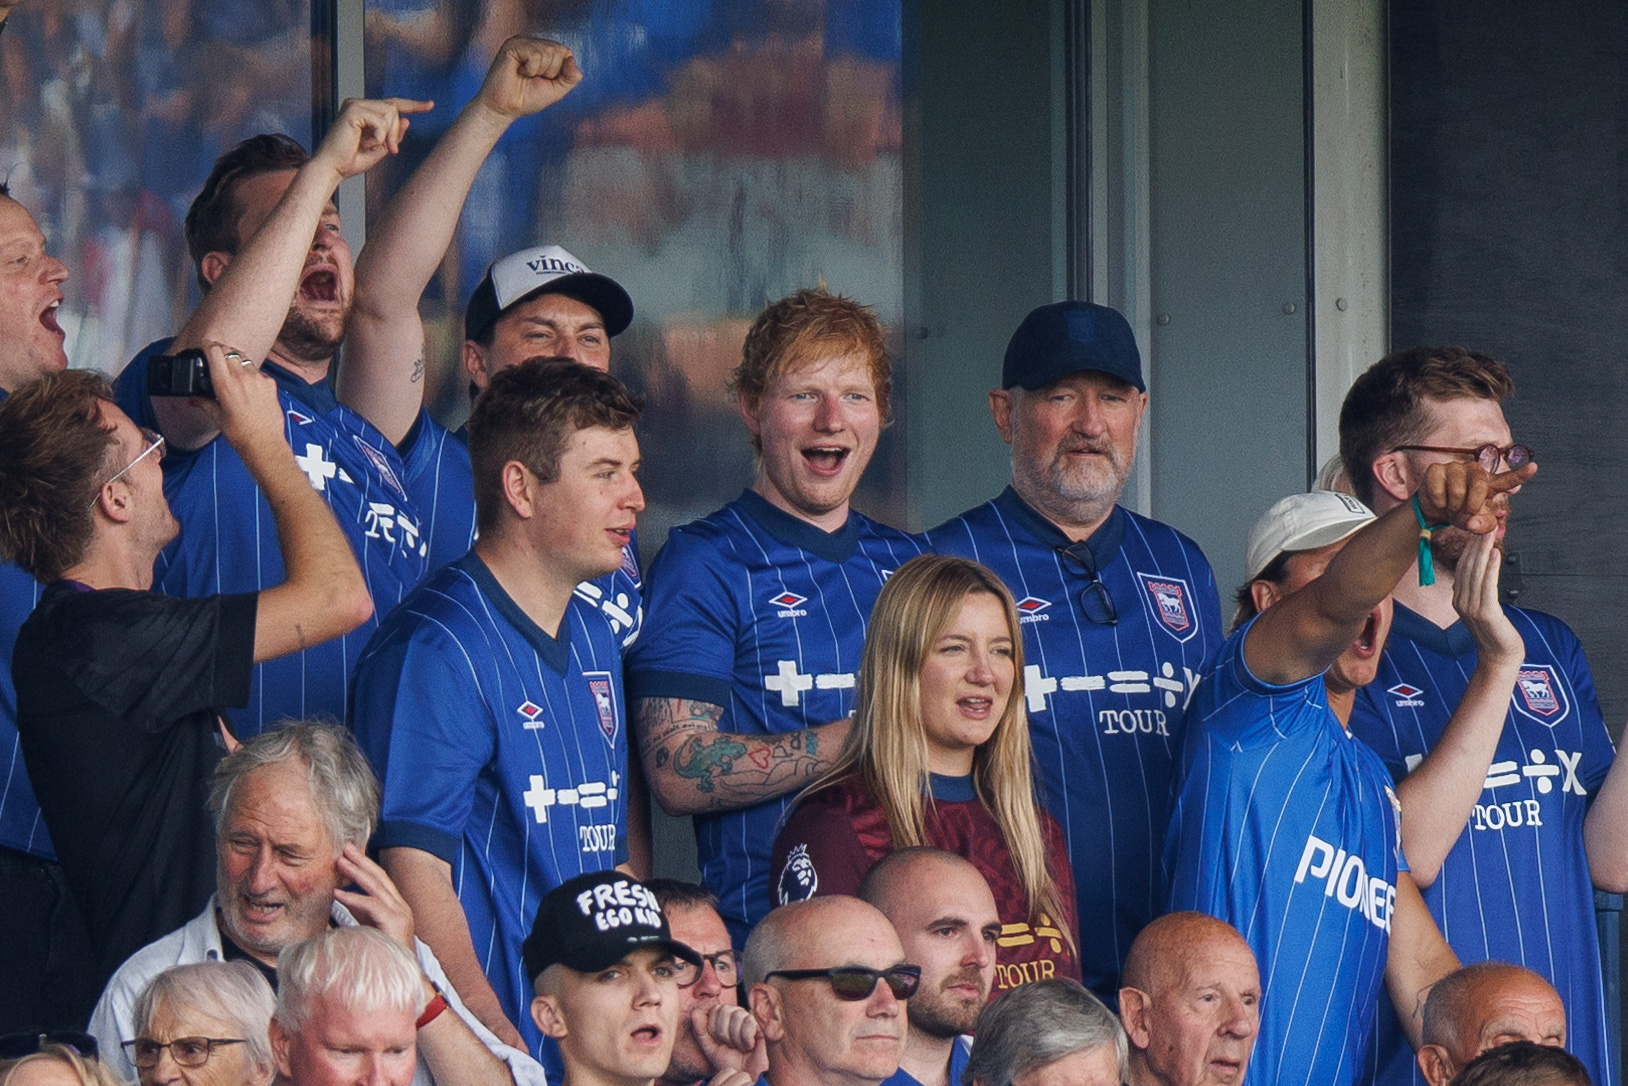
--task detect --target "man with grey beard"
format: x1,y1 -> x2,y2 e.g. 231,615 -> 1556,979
924,302 -> 1221,1004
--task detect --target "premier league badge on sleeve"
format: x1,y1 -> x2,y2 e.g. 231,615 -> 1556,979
777,843 -> 818,905
1137,573 -> 1198,643
1512,664 -> 1570,726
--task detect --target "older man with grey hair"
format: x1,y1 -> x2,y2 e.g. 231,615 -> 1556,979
89,722 -> 541,1086
966,979 -> 1126,1086
272,926 -> 425,1086
1416,962 -> 1569,1086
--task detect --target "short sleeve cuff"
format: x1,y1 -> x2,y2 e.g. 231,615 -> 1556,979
626,669 -> 734,711
213,592 -> 260,707
376,820 -> 462,865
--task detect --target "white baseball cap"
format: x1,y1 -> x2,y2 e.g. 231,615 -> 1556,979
464,244 -> 634,342
1243,490 -> 1376,582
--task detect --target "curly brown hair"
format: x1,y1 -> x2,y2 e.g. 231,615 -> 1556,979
0,370 -> 118,580
732,288 -> 891,442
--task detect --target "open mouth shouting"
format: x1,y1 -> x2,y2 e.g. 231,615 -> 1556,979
40,295 -> 64,339
1348,608 -> 1382,659
803,444 -> 852,477
298,266 -> 341,306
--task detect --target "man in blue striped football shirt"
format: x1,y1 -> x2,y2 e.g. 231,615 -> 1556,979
925,301 -> 1221,1000
1339,346 -> 1628,1086
340,38 -> 642,648
113,99 -> 431,737
1167,465 -> 1531,1086
352,361 -> 646,1074
627,289 -> 922,942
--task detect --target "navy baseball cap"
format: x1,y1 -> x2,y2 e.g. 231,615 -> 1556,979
524,870 -> 702,981
465,245 -> 634,343
1002,301 -> 1144,392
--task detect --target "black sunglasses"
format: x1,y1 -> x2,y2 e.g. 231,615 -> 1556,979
765,964 -> 921,1001
1056,543 -> 1119,626
0,1031 -> 100,1060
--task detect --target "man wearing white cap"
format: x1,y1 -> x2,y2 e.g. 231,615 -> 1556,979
341,37 -> 641,640
1164,462 -> 1531,1086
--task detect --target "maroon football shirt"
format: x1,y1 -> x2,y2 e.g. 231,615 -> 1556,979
770,771 -> 1080,991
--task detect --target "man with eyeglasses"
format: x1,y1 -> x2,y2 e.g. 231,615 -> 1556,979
0,348 -> 370,993
925,301 -> 1221,1003
522,871 -> 732,1086
1338,345 -> 1628,1086
645,880 -> 767,1086
742,896 -> 915,1086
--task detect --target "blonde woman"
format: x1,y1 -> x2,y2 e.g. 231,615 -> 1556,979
0,1044 -> 121,1086
769,554 -> 1079,990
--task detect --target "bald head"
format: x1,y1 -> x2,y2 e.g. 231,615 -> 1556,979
860,848 -> 1000,1041
745,897 -> 909,1086
1418,963 -> 1567,1086
1123,913 -> 1253,992
744,896 -> 903,982
859,847 -> 979,912
1120,913 -> 1259,1086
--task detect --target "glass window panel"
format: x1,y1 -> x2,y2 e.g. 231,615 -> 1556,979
364,0 -> 907,537
0,0 -> 319,374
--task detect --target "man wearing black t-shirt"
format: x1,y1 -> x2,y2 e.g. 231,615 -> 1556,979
0,345 -> 372,988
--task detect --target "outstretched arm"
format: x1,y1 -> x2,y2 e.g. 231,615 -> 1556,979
156,97 -> 428,451
1245,462 -> 1535,685
633,697 -> 851,817
341,37 -> 582,443
1386,872 -> 1460,1050
198,343 -> 373,658
1395,530 -> 1524,886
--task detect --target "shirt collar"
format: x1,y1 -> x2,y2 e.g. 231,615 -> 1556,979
1389,599 -> 1478,658
457,551 -> 571,673
994,486 -> 1126,566
926,772 -> 978,802
735,489 -> 860,564
262,358 -> 338,416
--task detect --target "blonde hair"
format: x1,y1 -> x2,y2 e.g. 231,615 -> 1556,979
0,1046 -> 123,1086
812,554 -> 1072,945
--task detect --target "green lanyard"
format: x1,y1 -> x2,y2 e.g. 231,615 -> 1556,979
1412,494 -> 1449,586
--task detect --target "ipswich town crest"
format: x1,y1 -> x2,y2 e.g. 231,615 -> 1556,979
1136,573 -> 1198,643
584,671 -> 620,745
1512,664 -> 1569,726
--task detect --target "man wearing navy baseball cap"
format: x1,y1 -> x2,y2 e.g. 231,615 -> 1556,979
527,871 -> 751,1086
924,301 -> 1222,1003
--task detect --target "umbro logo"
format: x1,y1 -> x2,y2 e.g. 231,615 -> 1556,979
1015,596 -> 1053,624
1388,683 -> 1425,708
771,591 -> 809,618
517,700 -> 546,730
